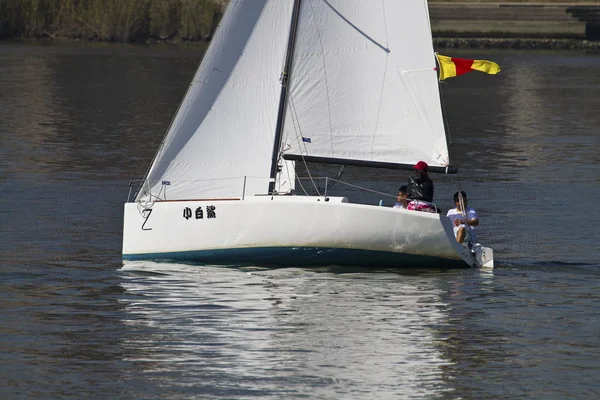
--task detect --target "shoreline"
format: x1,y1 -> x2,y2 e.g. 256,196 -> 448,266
3,36 -> 600,51
434,37 -> 600,49
3,1 -> 600,49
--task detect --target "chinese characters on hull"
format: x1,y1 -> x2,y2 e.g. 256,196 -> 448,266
183,206 -> 217,220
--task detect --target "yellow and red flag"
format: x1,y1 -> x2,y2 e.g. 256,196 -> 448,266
435,54 -> 501,81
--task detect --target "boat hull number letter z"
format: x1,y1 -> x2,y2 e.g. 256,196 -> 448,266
141,209 -> 152,231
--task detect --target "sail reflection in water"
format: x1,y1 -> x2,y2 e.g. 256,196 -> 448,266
120,262 -> 455,398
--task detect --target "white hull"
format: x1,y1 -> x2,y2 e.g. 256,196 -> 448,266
122,196 -> 492,268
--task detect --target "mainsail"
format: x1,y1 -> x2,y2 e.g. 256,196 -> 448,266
281,0 -> 449,171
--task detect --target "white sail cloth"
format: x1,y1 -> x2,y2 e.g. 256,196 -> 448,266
137,0 -> 449,202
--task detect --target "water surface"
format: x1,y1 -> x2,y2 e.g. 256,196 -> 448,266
1,42 -> 599,399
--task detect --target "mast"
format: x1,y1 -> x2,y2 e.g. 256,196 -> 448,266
268,0 -> 302,194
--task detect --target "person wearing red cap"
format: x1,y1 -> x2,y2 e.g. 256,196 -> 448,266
406,161 -> 434,211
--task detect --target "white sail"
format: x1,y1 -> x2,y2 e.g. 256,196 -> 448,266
281,0 -> 449,169
138,0 -> 295,201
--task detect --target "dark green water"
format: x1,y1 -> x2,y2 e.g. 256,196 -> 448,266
1,42 -> 599,399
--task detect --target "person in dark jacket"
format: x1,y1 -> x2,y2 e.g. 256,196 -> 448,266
407,161 -> 434,207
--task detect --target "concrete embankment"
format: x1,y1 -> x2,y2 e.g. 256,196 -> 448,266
430,2 -> 600,49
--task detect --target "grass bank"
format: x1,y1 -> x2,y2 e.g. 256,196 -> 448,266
2,0 -> 599,43
0,0 -> 223,42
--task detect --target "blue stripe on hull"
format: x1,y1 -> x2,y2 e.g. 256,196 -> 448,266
123,247 -> 467,269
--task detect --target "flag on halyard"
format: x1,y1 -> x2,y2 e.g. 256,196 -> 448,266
435,54 -> 501,81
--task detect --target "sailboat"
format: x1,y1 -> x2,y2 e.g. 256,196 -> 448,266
122,0 -> 494,268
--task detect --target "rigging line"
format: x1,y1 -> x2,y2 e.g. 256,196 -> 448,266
306,0 -> 335,157
369,0 -> 389,156
299,159 -> 321,196
296,177 -> 309,196
283,0 -> 332,193
138,25 -> 230,200
142,0 -> 247,194
136,6 -> 231,203
400,67 -> 434,73
287,92 -> 309,154
288,112 -> 319,195
323,0 -> 390,53
287,92 -> 322,196
138,85 -> 186,197
149,176 -> 245,183
279,143 -> 298,194
285,164 -> 295,193
437,76 -> 464,207
328,178 -> 396,199
294,168 -> 326,197
279,144 -> 295,194
295,169 -> 312,196
438,75 -> 453,146
423,0 -> 434,36
296,146 -> 322,196
324,165 -> 345,192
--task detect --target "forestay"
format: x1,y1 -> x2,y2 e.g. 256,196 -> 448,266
137,1 -> 295,202
281,0 -> 449,170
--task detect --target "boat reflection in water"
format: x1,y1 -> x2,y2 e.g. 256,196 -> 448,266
119,261 -> 458,398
